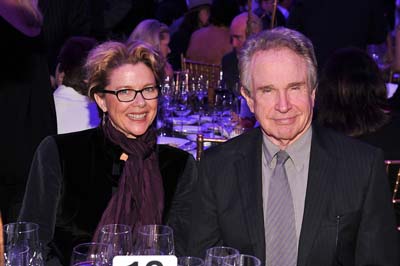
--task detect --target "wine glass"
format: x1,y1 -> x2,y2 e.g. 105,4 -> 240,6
3,222 -> 43,266
174,85 -> 192,133
204,246 -> 239,266
4,244 -> 29,266
98,224 -> 133,258
222,254 -> 261,266
70,242 -> 111,266
195,75 -> 208,128
133,224 -> 174,255
178,256 -> 205,266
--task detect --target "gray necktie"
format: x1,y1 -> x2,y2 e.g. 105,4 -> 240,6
265,150 -> 297,266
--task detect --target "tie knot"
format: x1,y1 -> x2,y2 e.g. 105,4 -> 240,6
276,150 -> 289,165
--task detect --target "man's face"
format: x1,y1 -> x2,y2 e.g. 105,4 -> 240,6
242,48 -> 315,149
230,18 -> 247,53
260,0 -> 274,12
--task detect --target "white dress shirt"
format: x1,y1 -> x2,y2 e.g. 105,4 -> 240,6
54,85 -> 100,134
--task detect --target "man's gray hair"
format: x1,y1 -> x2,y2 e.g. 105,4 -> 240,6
238,27 -> 318,95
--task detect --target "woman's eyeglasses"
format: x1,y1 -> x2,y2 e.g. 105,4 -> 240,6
97,86 -> 160,102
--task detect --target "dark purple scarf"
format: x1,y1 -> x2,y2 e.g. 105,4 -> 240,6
92,119 -> 164,242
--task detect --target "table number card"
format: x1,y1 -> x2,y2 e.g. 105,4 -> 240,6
113,255 -> 177,266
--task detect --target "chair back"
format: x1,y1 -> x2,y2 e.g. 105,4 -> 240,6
384,160 -> 400,231
196,134 -> 226,161
181,54 -> 222,104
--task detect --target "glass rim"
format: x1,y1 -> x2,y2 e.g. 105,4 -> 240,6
4,222 -> 39,234
101,224 -> 132,234
138,224 -> 173,236
206,246 -> 240,258
72,242 -> 109,256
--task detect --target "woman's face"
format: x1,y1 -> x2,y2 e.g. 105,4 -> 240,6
95,63 -> 158,138
160,33 -> 171,58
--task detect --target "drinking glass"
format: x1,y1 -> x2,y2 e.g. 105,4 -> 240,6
4,244 -> 29,266
222,254 -> 261,266
70,242 -> 111,266
3,222 -> 43,266
178,256 -> 205,266
133,224 -> 174,255
98,224 -> 133,257
205,246 -> 239,266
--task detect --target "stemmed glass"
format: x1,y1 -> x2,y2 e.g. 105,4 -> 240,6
195,75 -> 208,130
4,244 -> 29,266
98,224 -> 133,258
3,222 -> 43,266
204,246 -> 239,266
178,256 -> 205,266
158,76 -> 176,136
70,242 -> 111,266
133,224 -> 174,255
222,254 -> 261,266
174,82 -> 192,133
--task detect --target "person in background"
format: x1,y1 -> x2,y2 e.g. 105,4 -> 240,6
127,19 -> 174,78
39,0 -> 91,88
185,0 -> 239,65
19,41 -> 197,265
169,0 -> 212,70
188,27 -> 399,265
287,0 -> 387,71
53,36 -> 100,134
0,0 -> 57,224
316,47 -> 400,160
277,0 -> 292,20
222,12 -> 262,93
221,12 -> 262,128
254,0 -> 286,29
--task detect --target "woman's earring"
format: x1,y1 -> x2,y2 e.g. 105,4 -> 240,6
102,112 -> 107,126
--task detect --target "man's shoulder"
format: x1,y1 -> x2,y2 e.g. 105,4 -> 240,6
222,51 -> 237,63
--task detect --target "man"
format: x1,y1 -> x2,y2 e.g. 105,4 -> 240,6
221,12 -> 262,92
254,0 -> 286,29
221,12 -> 262,128
188,28 -> 399,266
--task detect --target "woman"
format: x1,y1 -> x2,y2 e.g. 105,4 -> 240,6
185,0 -> 238,65
169,0 -> 212,70
127,19 -> 174,78
19,41 -> 197,265
316,47 -> 400,160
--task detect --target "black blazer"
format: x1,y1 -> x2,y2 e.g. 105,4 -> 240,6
188,125 -> 399,265
19,127 -> 197,265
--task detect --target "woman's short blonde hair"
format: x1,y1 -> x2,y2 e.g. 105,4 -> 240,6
127,19 -> 170,53
85,40 -> 165,99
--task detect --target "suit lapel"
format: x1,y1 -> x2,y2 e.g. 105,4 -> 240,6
297,126 -> 336,266
234,129 -> 266,263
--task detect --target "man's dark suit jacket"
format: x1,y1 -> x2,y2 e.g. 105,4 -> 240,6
188,125 -> 399,266
221,51 -> 239,93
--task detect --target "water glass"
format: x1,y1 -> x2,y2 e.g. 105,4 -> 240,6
222,254 -> 261,266
133,224 -> 174,255
3,222 -> 43,266
98,224 -> 133,257
70,242 -> 111,266
205,246 -> 239,266
178,256 -> 205,266
4,244 -> 29,266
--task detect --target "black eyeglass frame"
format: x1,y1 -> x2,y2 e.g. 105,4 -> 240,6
96,86 -> 160,102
